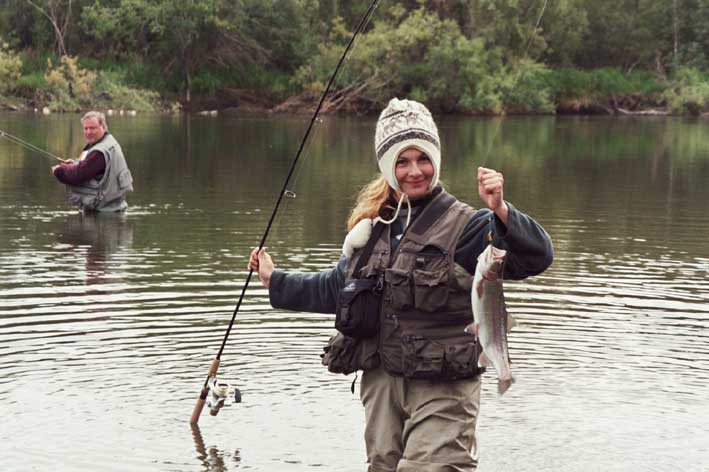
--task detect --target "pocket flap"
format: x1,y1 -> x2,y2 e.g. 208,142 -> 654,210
385,268 -> 410,285
118,169 -> 134,191
413,268 -> 449,287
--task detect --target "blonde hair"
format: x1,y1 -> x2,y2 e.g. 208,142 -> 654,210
347,175 -> 396,230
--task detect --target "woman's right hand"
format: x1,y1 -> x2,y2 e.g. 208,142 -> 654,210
248,247 -> 274,288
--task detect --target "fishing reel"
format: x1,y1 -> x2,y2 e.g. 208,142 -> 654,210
206,377 -> 242,416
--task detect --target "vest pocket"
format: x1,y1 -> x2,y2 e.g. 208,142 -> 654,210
401,335 -> 480,381
117,169 -> 134,191
401,335 -> 444,380
443,342 -> 479,380
68,185 -> 99,210
321,332 -> 380,375
412,267 -> 449,312
335,277 -> 382,338
384,269 -> 412,310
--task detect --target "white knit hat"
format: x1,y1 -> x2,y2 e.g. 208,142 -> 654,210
374,98 -> 441,193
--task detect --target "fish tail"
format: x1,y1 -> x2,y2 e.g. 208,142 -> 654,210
498,376 -> 515,396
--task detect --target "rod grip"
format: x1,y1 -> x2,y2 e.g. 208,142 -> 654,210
189,358 -> 221,424
189,389 -> 208,424
208,358 -> 220,377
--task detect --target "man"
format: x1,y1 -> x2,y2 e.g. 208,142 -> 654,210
52,111 -> 133,212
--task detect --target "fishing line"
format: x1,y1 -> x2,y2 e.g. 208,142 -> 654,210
479,0 -> 549,167
190,0 -> 383,425
0,129 -> 66,162
272,6 -> 382,234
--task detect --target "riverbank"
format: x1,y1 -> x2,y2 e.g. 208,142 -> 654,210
0,89 -> 699,118
1,65 -> 708,118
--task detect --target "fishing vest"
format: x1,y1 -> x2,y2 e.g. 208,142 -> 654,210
66,134 -> 133,212
346,190 -> 482,381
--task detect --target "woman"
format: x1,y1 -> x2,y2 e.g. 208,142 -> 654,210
249,98 -> 553,472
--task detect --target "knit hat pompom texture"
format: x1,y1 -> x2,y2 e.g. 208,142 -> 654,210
375,98 -> 440,193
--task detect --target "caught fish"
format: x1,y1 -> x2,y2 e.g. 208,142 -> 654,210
466,243 -> 515,395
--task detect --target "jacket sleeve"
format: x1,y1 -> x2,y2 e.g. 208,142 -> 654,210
454,202 -> 553,280
53,150 -> 106,185
268,256 -> 347,314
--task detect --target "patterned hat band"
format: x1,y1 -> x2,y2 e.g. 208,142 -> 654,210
376,130 -> 441,161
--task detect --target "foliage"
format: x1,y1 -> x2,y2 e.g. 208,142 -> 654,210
548,68 -> 664,101
2,0 -> 709,114
44,55 -> 96,111
294,8 -> 554,114
93,70 -> 159,111
663,67 -> 709,115
0,39 -> 22,94
501,59 -> 555,113
38,55 -> 157,111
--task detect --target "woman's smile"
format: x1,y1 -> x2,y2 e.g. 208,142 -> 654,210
395,147 -> 434,200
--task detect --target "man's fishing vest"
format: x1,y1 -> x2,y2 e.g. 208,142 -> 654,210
66,134 -> 133,212
342,190 -> 482,381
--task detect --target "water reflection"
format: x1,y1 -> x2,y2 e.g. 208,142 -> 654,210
191,424 -> 240,472
1,113 -> 709,471
55,212 -> 133,289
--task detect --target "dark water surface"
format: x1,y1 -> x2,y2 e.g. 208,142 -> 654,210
0,111 -> 708,471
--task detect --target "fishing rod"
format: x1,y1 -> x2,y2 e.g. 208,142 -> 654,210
189,0 -> 382,425
481,0 -> 549,166
0,129 -> 66,162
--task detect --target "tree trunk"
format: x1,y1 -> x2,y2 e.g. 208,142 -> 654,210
672,0 -> 679,62
26,0 -> 71,57
184,66 -> 192,104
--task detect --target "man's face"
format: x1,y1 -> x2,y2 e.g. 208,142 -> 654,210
82,117 -> 106,145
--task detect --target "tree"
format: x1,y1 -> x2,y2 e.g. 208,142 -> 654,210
25,0 -> 73,56
82,0 -> 239,103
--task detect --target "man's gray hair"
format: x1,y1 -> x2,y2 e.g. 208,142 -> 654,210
81,111 -> 108,131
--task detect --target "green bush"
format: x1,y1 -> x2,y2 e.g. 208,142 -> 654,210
0,40 -> 22,94
663,67 -> 709,115
44,56 -> 96,111
93,70 -> 159,111
549,67 -> 663,101
501,59 -> 555,113
291,9 -> 555,114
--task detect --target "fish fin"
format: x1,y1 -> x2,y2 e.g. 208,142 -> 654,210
479,351 -> 491,367
498,376 -> 515,396
506,313 -> 517,333
475,279 -> 484,298
464,322 -> 478,335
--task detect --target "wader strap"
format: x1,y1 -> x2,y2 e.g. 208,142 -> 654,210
353,222 -> 386,276
408,191 -> 457,236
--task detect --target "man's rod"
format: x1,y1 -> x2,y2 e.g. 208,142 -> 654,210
189,0 -> 382,425
0,129 -> 65,162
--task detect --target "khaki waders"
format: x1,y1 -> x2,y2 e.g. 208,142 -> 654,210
361,366 -> 481,472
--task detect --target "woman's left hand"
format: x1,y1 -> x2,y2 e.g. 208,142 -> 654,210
477,166 -> 509,224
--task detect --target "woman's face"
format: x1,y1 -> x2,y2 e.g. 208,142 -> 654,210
395,147 -> 434,200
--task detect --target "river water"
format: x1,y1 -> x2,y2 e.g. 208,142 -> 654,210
0,111 -> 708,471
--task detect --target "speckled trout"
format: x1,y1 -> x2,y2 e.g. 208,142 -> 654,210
466,243 -> 514,395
